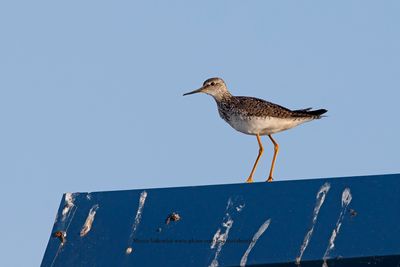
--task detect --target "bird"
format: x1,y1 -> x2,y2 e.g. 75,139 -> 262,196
183,77 -> 327,183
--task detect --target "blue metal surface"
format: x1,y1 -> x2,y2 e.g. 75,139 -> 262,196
42,174 -> 400,266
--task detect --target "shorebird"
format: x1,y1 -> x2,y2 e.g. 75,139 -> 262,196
183,77 -> 327,183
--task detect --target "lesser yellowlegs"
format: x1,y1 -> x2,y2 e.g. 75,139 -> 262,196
183,77 -> 327,183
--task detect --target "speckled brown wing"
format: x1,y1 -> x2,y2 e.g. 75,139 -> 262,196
233,96 -> 295,118
233,96 -> 327,119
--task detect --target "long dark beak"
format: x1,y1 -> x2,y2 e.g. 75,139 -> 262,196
183,87 -> 204,96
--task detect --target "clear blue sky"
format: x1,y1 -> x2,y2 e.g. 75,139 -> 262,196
1,1 -> 399,266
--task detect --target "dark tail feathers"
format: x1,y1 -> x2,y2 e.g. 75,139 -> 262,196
293,108 -> 328,118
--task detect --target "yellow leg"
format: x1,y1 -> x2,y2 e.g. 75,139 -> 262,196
266,134 -> 279,182
246,134 -> 264,183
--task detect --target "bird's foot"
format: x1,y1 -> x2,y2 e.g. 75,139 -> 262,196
266,177 -> 273,183
246,177 -> 254,183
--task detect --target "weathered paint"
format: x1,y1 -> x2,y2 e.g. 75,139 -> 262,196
126,190 -> 148,253
322,188 -> 352,267
80,204 -> 99,237
240,218 -> 271,267
209,198 -> 244,267
296,182 -> 331,265
42,174 -> 400,267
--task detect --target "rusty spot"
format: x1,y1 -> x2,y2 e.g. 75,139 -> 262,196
349,209 -> 357,217
53,231 -> 66,244
165,212 -> 181,225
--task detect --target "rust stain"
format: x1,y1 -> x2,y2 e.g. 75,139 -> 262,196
165,212 -> 181,224
53,231 -> 66,245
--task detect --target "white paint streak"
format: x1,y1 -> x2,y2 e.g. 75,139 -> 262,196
240,219 -> 271,267
62,193 -> 75,221
296,182 -> 331,265
209,219 -> 233,267
211,229 -> 221,249
127,191 -> 148,248
322,188 -> 352,267
225,198 -> 233,210
126,247 -> 133,254
236,204 -> 245,212
341,188 -> 352,207
80,204 -> 99,237
209,197 -> 243,267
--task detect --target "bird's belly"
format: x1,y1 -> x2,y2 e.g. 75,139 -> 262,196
226,115 -> 310,135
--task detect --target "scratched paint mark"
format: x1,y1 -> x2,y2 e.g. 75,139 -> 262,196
210,218 -> 233,267
225,198 -> 233,210
50,199 -> 78,267
210,217 -> 233,267
209,198 -> 244,267
62,193 -> 75,221
236,204 -> 245,212
126,191 -> 148,254
50,244 -> 64,267
80,204 -> 99,237
130,191 -> 147,237
322,188 -> 352,267
210,198 -> 232,267
296,182 -> 331,265
240,218 -> 271,267
57,193 -> 79,231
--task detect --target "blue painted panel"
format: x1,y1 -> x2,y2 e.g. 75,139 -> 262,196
41,174 -> 400,266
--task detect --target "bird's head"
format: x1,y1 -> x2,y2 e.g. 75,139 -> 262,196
183,77 -> 231,101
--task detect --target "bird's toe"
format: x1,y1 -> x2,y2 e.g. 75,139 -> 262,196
246,177 -> 254,183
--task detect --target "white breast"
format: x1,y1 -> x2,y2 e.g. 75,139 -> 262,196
226,115 -> 312,135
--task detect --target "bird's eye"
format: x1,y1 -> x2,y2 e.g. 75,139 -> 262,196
211,82 -> 215,86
